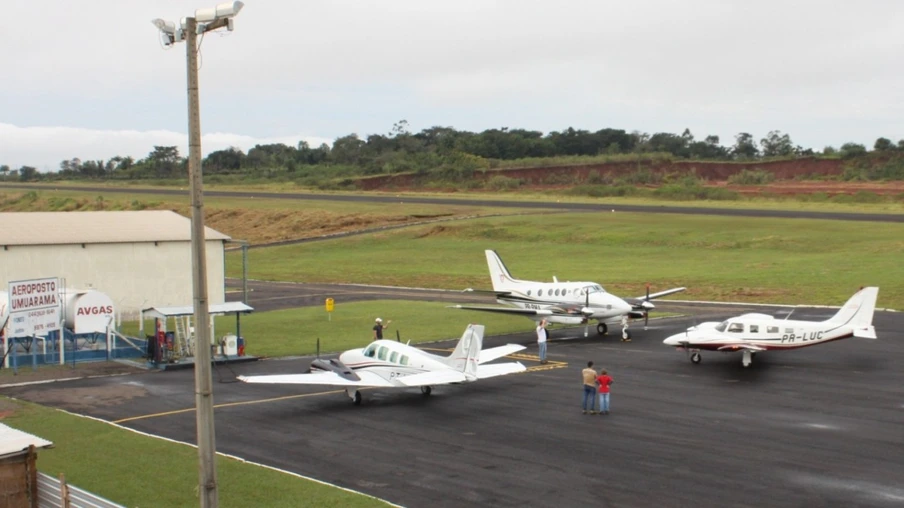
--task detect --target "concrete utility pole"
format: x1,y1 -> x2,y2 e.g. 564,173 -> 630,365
184,16 -> 218,508
151,5 -> 244,507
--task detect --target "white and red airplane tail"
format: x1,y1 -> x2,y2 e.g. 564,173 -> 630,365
443,324 -> 483,377
827,286 -> 879,339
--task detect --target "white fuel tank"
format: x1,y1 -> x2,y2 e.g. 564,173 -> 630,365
63,290 -> 115,334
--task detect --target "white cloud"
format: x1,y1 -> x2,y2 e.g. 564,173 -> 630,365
0,123 -> 331,171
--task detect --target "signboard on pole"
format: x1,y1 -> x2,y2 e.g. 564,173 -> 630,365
7,278 -> 61,338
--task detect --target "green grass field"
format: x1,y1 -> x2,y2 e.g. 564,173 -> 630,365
228,212 -> 904,310
1,400 -> 389,508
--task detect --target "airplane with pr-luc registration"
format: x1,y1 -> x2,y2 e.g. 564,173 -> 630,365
663,286 -> 879,367
238,324 -> 526,405
449,250 -> 686,338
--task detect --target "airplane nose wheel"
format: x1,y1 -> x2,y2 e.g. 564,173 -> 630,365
347,389 -> 362,405
690,352 -> 702,364
421,386 -> 432,397
597,323 -> 608,335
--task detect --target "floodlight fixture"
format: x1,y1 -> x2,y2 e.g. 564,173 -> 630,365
151,18 -> 176,35
195,1 -> 244,23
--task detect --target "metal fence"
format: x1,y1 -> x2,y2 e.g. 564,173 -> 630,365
37,472 -> 124,508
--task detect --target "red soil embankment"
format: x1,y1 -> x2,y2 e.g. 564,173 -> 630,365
359,157 -> 844,190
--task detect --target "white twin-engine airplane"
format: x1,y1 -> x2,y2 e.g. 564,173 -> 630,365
450,250 -> 686,337
663,286 -> 879,367
238,324 -> 526,405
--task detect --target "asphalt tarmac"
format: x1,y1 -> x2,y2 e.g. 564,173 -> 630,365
3,302 -> 902,508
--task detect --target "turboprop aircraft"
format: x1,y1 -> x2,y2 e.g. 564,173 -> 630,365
663,286 -> 879,367
449,250 -> 686,338
238,324 -> 525,405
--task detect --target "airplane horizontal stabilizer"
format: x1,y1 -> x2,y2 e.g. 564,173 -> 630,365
237,370 -> 393,387
395,370 -> 468,387
478,344 -> 526,364
854,325 -> 877,339
476,362 -> 526,379
449,304 -> 553,317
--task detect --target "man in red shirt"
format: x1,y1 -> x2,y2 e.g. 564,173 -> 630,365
596,369 -> 614,414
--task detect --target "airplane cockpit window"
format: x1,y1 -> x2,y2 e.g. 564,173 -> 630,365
390,351 -> 399,363
400,355 -> 409,366
727,323 -> 744,333
715,321 -> 728,332
749,325 -> 759,333
363,345 -> 377,358
377,346 -> 388,361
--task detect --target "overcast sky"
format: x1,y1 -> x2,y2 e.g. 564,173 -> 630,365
2,0 -> 903,170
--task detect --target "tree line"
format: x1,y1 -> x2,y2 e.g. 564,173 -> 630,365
2,121 -> 903,183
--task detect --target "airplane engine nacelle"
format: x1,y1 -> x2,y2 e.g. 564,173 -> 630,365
546,315 -> 585,325
310,358 -> 360,381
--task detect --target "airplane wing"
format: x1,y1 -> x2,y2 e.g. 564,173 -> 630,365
476,362 -> 526,379
716,344 -> 767,352
632,287 -> 686,301
449,304 -> 555,317
237,370 -> 394,387
478,344 -> 526,364
395,370 -> 468,387
463,288 -> 512,297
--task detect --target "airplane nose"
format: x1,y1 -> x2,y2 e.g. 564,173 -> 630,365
616,299 -> 633,314
663,334 -> 679,345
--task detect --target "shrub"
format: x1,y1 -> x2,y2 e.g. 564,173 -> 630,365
727,169 -> 775,185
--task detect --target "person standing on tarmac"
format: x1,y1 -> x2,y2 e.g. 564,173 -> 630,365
582,361 -> 599,414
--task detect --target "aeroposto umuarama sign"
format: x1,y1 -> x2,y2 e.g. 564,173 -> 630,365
7,277 -> 61,338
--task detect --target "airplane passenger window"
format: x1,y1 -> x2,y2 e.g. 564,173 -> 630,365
784,328 -> 794,333
527,290 -> 531,296
400,355 -> 409,366
750,325 -> 759,333
555,289 -> 560,296
377,347 -> 388,361
538,289 -> 543,296
390,352 -> 399,363
727,323 -> 744,333
363,345 -> 376,358
767,326 -> 779,333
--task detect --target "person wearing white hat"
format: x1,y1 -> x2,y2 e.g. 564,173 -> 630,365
373,317 -> 391,341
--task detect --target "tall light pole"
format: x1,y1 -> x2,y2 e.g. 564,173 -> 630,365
152,3 -> 244,507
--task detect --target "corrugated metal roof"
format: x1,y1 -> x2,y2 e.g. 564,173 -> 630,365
143,302 -> 254,318
0,423 -> 53,457
0,211 -> 231,246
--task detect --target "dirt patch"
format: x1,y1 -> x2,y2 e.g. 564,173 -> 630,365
0,362 -> 147,387
721,180 -> 904,196
20,384 -> 147,411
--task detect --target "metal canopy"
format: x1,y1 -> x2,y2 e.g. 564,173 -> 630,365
142,302 -> 253,319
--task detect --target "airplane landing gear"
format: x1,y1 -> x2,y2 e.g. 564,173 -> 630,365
421,386 -> 432,397
690,352 -> 702,364
742,350 -> 753,368
347,389 -> 362,405
597,323 -> 608,335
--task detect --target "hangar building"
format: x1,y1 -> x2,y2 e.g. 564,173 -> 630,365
0,210 -> 232,319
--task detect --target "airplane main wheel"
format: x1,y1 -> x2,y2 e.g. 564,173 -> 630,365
690,352 -> 702,364
597,323 -> 608,335
421,386 -> 432,397
352,391 -> 362,405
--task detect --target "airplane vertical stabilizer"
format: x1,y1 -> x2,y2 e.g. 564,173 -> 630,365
828,286 -> 879,327
486,250 -> 523,291
444,324 -> 483,377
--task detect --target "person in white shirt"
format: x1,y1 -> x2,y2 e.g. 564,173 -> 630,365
536,319 -> 549,364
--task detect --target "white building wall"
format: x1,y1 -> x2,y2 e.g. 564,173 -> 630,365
0,241 -> 226,320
